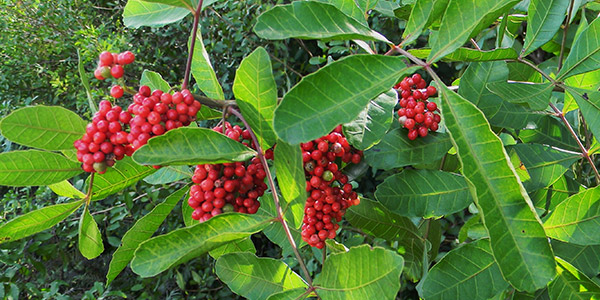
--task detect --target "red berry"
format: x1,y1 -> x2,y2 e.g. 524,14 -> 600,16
111,65 -> 124,78
99,51 -> 113,66
427,102 -> 437,112
110,85 -> 124,98
427,86 -> 437,96
118,51 -> 135,65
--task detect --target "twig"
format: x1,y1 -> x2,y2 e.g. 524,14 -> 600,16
182,0 -> 205,90
228,107 -> 316,289
507,58 -> 557,84
470,39 -> 481,50
549,103 -> 600,183
268,53 -> 303,77
558,0 -> 576,72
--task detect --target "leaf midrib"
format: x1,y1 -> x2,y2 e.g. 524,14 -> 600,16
443,88 -> 537,284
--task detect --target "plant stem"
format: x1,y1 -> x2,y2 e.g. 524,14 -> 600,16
549,103 -> 600,183
558,0 -> 576,72
227,107 -> 316,288
85,173 -> 95,205
509,58 -> 557,84
182,0 -> 205,90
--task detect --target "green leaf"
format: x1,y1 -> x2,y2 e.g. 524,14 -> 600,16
216,252 -> 307,300
274,141 -> 306,228
190,29 -> 225,100
140,70 -> 171,91
106,186 -> 189,285
254,1 -> 389,43
375,169 -> 472,218
123,0 -> 191,29
0,200 -> 83,244
428,0 -> 519,62
257,193 -> 307,256
196,105 -> 222,120
143,165 -> 191,184
266,288 -> 308,300
486,82 -> 553,110
439,86 -> 555,291
0,150 -> 82,187
364,128 -> 452,170
521,0 -> 570,56
274,55 -> 418,144
552,239 -> 600,278
141,0 -> 219,10
78,206 -> 104,259
208,237 -> 256,260
557,17 -> 600,80
346,198 -> 427,280
326,239 -> 349,253
313,245 -> 403,298
512,144 -> 579,192
417,239 -> 509,300
90,156 -> 155,201
346,198 -> 423,242
77,50 -> 97,114
563,69 -> 600,114
564,87 -> 600,142
312,0 -> 367,25
0,106 -> 86,151
544,186 -> 600,245
548,257 -> 600,299
458,61 -> 541,129
131,213 -> 273,277
233,47 -> 277,150
48,180 -> 86,199
132,128 -> 256,166
343,89 -> 398,150
402,0 -> 450,45
409,48 -> 518,62
519,115 -> 579,152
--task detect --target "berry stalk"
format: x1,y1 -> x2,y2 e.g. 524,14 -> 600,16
227,107 -> 316,288
182,0 -> 205,90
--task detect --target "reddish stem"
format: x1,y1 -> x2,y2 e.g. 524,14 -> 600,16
228,107 -> 316,288
182,0 -> 205,90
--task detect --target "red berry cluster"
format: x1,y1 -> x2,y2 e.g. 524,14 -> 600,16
187,123 -> 271,222
73,100 -> 134,173
394,74 -> 440,140
75,51 -> 203,173
300,125 -> 362,249
127,86 -> 201,151
94,51 -> 135,81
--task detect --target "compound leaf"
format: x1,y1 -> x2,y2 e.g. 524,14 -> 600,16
314,245 -> 403,299
0,150 -> 82,187
132,128 -> 256,166
106,186 -> 189,285
0,200 -> 83,244
375,169 -> 472,218
216,252 -> 307,300
440,85 -> 555,292
0,106 -> 86,151
131,213 -> 273,277
254,1 -> 389,43
274,55 -> 418,144
234,47 -> 278,150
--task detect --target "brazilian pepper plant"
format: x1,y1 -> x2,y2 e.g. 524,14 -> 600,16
2,0 -> 600,299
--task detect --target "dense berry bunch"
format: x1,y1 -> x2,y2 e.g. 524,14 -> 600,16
94,51 -> 135,81
127,86 -> 201,151
187,123 -> 272,222
394,74 -> 440,140
73,100 -> 134,173
300,125 -> 362,249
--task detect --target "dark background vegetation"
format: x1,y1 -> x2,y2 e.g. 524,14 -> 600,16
0,0 -> 460,299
